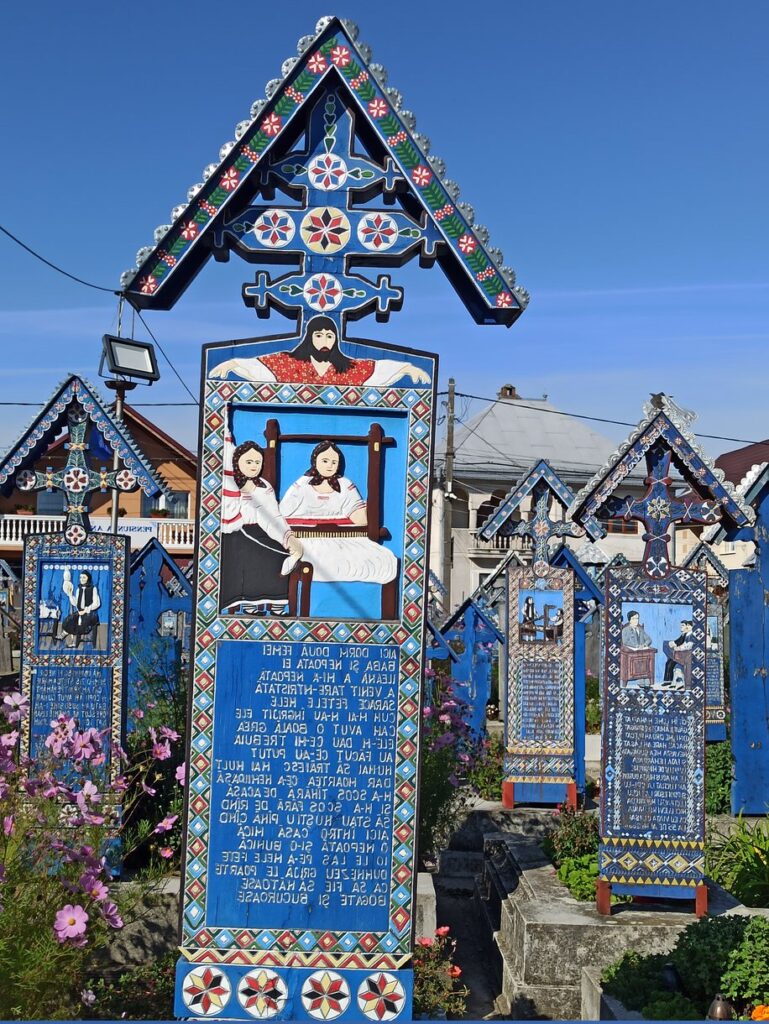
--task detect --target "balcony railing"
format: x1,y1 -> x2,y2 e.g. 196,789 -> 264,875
0,514 -> 196,552
465,531 -> 533,556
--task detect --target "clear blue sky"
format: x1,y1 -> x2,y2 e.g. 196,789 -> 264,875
0,1 -> 767,458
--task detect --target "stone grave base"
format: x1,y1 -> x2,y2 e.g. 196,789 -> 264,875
475,831 -> 742,1020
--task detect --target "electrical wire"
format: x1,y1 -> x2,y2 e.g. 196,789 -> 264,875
0,224 -> 119,294
132,310 -> 199,406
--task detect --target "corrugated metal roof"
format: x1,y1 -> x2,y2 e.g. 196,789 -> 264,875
438,395 -> 620,486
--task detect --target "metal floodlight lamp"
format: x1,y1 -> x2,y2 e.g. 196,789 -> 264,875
101,334 -> 160,383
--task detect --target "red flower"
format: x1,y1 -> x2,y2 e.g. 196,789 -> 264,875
180,221 -> 198,241
411,165 -> 432,187
368,98 -> 387,119
308,52 -> 327,74
496,292 -> 513,307
261,113 -> 282,137
435,926 -> 450,937
458,233 -> 477,254
416,937 -> 433,947
220,168 -> 240,191
330,45 -> 351,67
139,275 -> 157,294
448,965 -> 462,978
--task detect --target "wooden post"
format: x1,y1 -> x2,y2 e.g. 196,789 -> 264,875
502,781 -> 515,809
566,781 -> 578,810
695,883 -> 708,918
596,879 -> 612,915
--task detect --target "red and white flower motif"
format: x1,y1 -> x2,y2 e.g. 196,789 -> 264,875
308,51 -> 327,74
182,967 -> 231,1016
301,971 -> 350,1020
303,273 -> 342,312
115,469 -> 137,491
495,291 -> 513,308
63,467 -> 90,494
139,275 -> 157,294
261,113 -> 282,137
357,973 -> 405,1022
411,165 -> 432,187
458,233 -> 477,254
236,969 -> 287,1018
330,45 -> 351,67
300,207 -> 350,254
357,213 -> 398,252
368,98 -> 387,119
220,168 -> 240,191
308,153 -> 348,191
65,524 -> 87,547
180,221 -> 199,241
254,210 -> 296,248
15,469 -> 36,492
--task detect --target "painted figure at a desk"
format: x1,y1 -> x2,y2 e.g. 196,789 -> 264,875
621,611 -> 652,650
620,611 -> 655,687
661,619 -> 694,690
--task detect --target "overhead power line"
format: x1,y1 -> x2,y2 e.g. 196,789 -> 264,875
0,223 -> 119,294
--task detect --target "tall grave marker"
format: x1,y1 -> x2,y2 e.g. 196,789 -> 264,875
570,395 -> 751,913
439,596 -> 504,738
707,462 -> 769,812
0,376 -> 167,782
681,541 -> 730,742
121,15 -> 527,1020
478,460 -> 601,807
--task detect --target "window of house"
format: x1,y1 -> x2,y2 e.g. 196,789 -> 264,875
36,490 -> 65,515
141,490 -> 190,519
602,518 -> 638,535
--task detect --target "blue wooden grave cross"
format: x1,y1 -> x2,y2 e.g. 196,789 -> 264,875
479,458 -> 602,577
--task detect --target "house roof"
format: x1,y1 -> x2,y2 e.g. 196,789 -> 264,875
120,16 -> 527,325
442,393 -> 621,487
716,441 -> 769,485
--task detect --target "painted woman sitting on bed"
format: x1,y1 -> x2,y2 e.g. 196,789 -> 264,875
278,440 -> 397,585
219,438 -> 303,614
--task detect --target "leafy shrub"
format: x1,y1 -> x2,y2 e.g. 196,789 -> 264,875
557,853 -> 598,901
412,927 -> 468,1017
0,690 -> 184,1018
705,741 -> 733,815
85,950 -> 176,1019
707,814 -> 769,906
721,916 -> 769,1012
418,684 -> 477,863
642,992 -> 701,1019
542,807 -> 599,866
671,915 -> 750,1010
601,950 -> 669,1011
467,733 -> 503,800
585,674 -> 601,733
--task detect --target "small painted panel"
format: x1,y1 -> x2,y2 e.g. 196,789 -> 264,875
21,532 -> 128,786
600,566 -> 706,894
705,602 -> 726,735
505,567 -> 575,788
177,331 -> 435,1002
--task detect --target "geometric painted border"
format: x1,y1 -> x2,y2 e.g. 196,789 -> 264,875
600,566 -> 706,890
180,371 -> 434,969
504,566 -> 575,785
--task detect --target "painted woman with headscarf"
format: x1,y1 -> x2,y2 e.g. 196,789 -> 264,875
278,440 -> 397,585
219,435 -> 303,614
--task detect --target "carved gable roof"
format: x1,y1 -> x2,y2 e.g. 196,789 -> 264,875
119,16 -> 527,326
0,376 -> 168,499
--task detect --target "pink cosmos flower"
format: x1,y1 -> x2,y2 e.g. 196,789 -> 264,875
175,763 -> 187,786
0,731 -> 18,749
160,726 -> 179,741
154,814 -> 178,834
2,691 -> 28,723
159,847 -> 174,859
141,781 -> 157,796
3,816 -> 13,837
131,709 -> 144,720
152,740 -> 172,761
439,714 -> 451,724
80,874 -> 108,902
101,901 -> 123,929
53,904 -> 89,943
